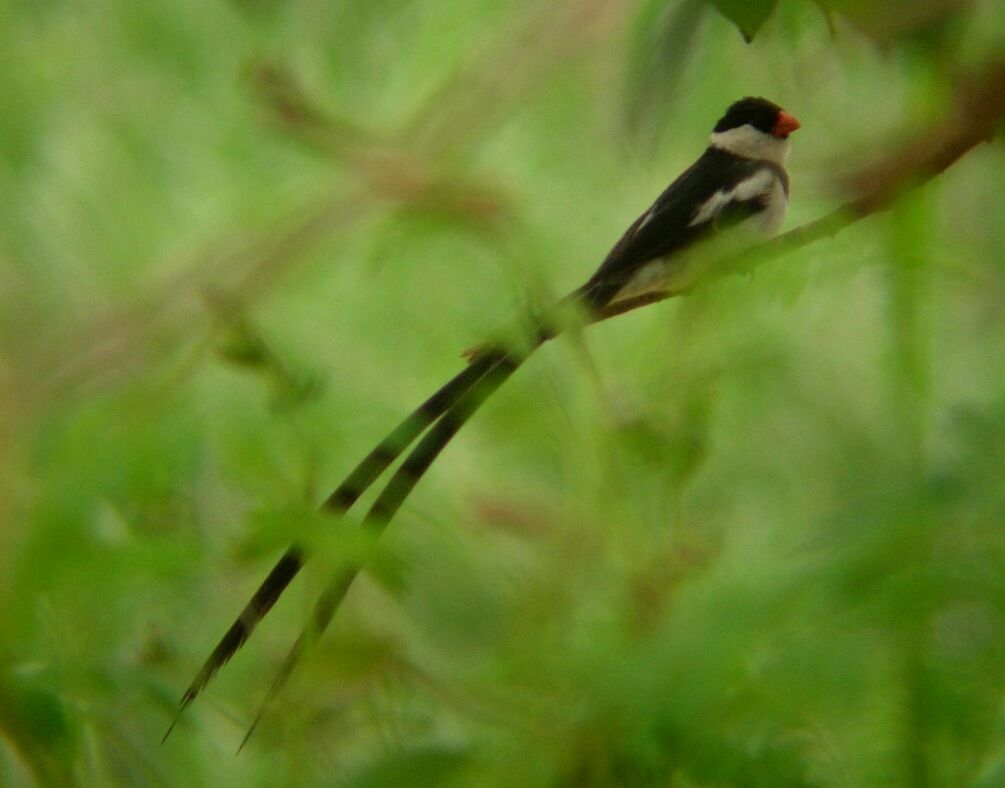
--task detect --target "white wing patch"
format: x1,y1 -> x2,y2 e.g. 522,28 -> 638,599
634,206 -> 657,234
688,168 -> 780,229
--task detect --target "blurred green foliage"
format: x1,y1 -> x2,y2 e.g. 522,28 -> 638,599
2,0 -> 1005,785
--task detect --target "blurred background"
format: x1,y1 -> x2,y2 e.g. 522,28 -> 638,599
3,0 -> 1005,785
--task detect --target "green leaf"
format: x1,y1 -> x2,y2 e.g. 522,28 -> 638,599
709,0 -> 778,41
817,0 -> 970,43
626,0 -> 706,144
0,674 -> 76,786
349,746 -> 473,788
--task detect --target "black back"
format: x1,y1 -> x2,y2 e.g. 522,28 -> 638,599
577,147 -> 785,310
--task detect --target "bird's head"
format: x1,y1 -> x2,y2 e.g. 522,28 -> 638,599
710,97 -> 800,165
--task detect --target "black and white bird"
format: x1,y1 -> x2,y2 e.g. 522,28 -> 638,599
574,95 -> 799,312
168,96 -> 801,743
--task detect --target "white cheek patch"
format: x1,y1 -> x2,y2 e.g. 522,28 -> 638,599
709,125 -> 790,165
688,168 -> 776,228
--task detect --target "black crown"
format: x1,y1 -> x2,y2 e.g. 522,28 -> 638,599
713,97 -> 783,134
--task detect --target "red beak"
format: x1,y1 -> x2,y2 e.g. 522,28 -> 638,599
772,110 -> 800,138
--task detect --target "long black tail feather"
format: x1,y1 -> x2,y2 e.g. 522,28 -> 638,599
238,350 -> 530,748
164,352 -> 503,741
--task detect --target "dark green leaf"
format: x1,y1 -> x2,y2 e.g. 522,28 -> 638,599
349,746 -> 473,788
709,0 -> 778,41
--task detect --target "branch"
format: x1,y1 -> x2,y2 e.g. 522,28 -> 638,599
595,57 -> 1005,324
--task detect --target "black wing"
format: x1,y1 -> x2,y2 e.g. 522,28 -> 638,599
576,148 -> 783,310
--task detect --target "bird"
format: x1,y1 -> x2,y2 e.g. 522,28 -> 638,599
575,95 -> 797,310
166,96 -> 800,743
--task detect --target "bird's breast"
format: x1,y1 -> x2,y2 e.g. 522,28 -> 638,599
757,177 -> 788,235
